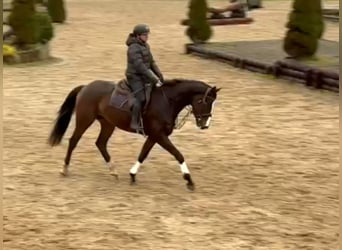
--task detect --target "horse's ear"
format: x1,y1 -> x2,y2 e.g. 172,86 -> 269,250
211,86 -> 221,93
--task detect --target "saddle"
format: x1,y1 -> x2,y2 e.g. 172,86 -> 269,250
109,79 -> 153,113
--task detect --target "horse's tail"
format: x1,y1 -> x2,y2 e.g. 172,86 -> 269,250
48,85 -> 85,147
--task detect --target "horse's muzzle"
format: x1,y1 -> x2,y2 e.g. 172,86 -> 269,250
196,116 -> 211,129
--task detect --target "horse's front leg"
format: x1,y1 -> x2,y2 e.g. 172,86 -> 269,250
156,135 -> 195,191
129,136 -> 156,184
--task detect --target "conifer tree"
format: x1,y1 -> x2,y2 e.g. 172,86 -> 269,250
47,0 -> 66,23
283,0 -> 324,58
186,0 -> 213,43
8,0 -> 39,46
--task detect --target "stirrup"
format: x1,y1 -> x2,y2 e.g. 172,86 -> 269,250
131,117 -> 146,137
134,125 -> 145,137
137,117 -> 146,137
135,128 -> 145,135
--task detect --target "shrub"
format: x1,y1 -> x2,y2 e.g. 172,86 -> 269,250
186,0 -> 213,43
35,12 -> 54,44
283,0 -> 324,58
47,0 -> 66,23
8,0 -> 40,45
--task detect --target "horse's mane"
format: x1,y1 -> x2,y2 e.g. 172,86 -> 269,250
163,78 -> 208,86
116,78 -> 210,89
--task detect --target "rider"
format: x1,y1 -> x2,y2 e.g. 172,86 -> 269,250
125,24 -> 164,132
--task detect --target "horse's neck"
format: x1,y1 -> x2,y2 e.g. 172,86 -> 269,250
166,81 -> 207,117
173,95 -> 190,119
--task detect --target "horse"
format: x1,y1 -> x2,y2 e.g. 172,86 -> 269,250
48,78 -> 220,190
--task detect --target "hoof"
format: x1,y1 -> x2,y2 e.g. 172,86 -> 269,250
110,172 -> 119,180
183,173 -> 195,191
60,165 -> 69,176
186,183 -> 195,191
130,173 -> 136,185
59,170 -> 69,177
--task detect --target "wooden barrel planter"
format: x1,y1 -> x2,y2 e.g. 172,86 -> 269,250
3,43 -> 51,64
181,17 -> 254,26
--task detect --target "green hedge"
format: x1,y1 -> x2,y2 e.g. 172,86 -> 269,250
35,12 -> 54,44
186,0 -> 213,43
283,0 -> 324,58
8,0 -> 39,45
47,0 -> 66,23
8,0 -> 54,46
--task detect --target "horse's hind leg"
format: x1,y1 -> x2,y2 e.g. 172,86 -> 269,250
95,118 -> 117,178
62,112 -> 95,176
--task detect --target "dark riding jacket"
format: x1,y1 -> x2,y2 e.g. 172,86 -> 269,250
125,34 -> 163,85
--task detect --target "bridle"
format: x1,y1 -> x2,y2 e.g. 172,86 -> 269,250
193,87 -> 216,121
166,86 -> 216,129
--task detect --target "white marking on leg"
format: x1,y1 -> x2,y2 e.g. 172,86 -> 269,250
107,161 -> 118,176
60,165 -> 69,176
180,162 -> 190,174
130,161 -> 141,175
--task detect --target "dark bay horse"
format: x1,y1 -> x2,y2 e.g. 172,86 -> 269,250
48,79 -> 220,190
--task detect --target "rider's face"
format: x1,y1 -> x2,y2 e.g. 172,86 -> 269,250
138,33 -> 149,42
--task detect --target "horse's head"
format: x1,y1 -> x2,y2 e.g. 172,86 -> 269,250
191,86 -> 221,129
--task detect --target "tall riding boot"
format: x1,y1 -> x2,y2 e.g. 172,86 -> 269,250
130,102 -> 142,131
